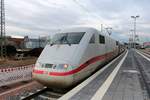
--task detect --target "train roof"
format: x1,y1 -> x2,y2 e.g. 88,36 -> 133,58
59,27 -> 98,33
59,27 -> 118,41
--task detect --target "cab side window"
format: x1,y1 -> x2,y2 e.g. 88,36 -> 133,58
116,41 -> 119,45
99,35 -> 105,44
89,35 -> 95,44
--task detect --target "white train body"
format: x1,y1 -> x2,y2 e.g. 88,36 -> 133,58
32,27 -> 121,88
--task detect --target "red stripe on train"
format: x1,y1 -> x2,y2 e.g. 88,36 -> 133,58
33,70 -> 44,74
49,51 -> 113,76
33,51 -> 114,76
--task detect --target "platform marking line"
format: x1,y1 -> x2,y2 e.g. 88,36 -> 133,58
91,50 -> 128,100
136,50 -> 150,62
58,51 -> 127,100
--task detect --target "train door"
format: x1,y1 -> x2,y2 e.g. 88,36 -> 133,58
98,34 -> 106,64
116,41 -> 120,55
105,37 -> 109,60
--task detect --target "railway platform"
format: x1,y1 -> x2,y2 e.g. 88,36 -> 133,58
59,49 -> 150,100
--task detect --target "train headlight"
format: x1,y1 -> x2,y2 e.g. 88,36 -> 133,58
54,64 -> 69,70
63,64 -> 69,69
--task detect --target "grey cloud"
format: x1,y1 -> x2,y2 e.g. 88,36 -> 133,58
4,0 -> 150,42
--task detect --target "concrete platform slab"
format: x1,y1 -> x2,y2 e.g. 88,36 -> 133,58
102,50 -> 149,100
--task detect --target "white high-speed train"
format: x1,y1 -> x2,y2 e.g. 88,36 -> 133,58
32,27 -> 124,89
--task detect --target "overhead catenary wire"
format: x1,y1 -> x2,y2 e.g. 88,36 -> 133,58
72,0 -> 110,31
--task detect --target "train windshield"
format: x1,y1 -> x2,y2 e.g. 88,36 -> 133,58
51,32 -> 85,45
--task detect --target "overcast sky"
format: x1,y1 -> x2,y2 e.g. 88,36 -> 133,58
5,0 -> 150,42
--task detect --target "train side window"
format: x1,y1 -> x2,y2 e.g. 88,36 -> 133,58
99,35 -> 105,44
116,41 -> 119,45
41,64 -> 45,68
55,64 -> 65,70
89,35 -> 95,43
45,64 -> 53,68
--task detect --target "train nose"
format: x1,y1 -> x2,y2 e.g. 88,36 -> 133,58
32,70 -> 74,89
46,75 -> 74,89
32,63 -> 74,88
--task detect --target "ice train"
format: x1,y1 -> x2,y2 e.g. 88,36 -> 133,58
32,27 -> 124,88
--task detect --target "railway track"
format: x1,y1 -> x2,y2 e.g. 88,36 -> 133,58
22,87 -> 66,100
0,81 -> 44,100
0,80 -> 31,94
143,51 -> 150,57
139,50 -> 150,58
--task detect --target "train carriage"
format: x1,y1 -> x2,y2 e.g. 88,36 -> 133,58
32,27 -> 122,89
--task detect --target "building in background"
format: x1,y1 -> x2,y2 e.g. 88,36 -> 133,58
23,36 -> 49,49
6,36 -> 24,49
6,36 -> 50,49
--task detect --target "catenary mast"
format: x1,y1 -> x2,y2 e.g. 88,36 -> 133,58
0,0 -> 6,58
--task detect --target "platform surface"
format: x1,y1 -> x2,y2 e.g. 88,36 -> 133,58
102,50 -> 150,100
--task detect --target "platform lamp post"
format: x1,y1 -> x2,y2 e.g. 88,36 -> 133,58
131,15 -> 140,48
130,29 -> 134,48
